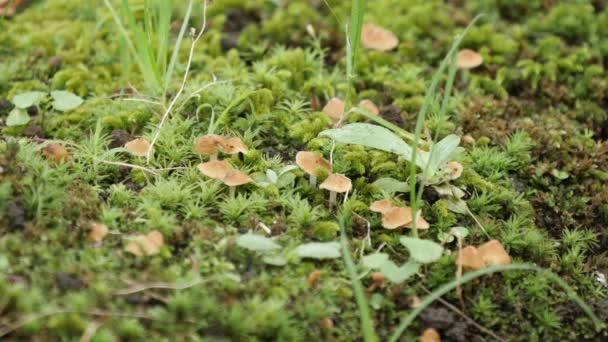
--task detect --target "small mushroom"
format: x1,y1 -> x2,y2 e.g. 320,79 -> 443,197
125,230 -> 164,256
446,161 -> 463,180
319,173 -> 352,208
457,246 -> 484,271
370,199 -> 395,214
219,137 -> 248,155
222,170 -> 253,197
322,97 -> 345,122
358,99 -> 379,115
404,210 -> 430,229
194,134 -> 225,160
125,138 -> 151,157
456,49 -> 483,70
477,240 -> 511,266
419,328 -> 441,342
41,143 -> 69,164
361,23 -> 399,51
197,160 -> 233,180
382,206 -> 413,230
88,222 -> 109,244
295,151 -> 332,187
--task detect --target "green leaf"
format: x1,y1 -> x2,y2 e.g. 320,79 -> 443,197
295,242 -> 340,259
262,254 -> 287,266
276,172 -> 295,188
446,198 -> 468,214
373,177 -> 409,194
266,169 -> 278,184
12,91 -> 46,109
236,233 -> 281,252
50,91 -> 84,111
6,108 -> 31,127
380,260 -> 420,284
370,293 -> 383,310
450,226 -> 469,239
362,253 -> 389,269
320,123 -> 414,159
400,237 -> 444,264
419,134 -> 461,177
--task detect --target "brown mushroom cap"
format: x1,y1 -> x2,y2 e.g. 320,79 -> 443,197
404,210 -> 430,229
222,170 -> 253,187
88,222 -> 109,243
478,240 -> 511,266
358,99 -> 380,115
361,23 -> 399,51
219,137 -> 248,154
382,206 -> 413,229
446,161 -> 463,180
197,160 -> 233,180
420,328 -> 441,342
194,134 -> 225,155
125,138 -> 151,157
42,143 -> 70,164
370,199 -> 395,214
320,174 -> 352,193
456,49 -> 483,69
125,230 -> 164,256
457,246 -> 484,271
322,97 -> 345,121
295,151 -> 332,177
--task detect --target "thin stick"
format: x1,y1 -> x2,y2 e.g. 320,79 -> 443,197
100,160 -> 160,175
114,278 -> 207,296
146,1 -> 209,164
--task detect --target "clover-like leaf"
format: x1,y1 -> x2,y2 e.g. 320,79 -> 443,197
51,90 -> 84,112
236,233 -> 281,252
295,242 -> 340,259
12,91 -> 46,109
6,108 -> 31,127
400,237 -> 444,264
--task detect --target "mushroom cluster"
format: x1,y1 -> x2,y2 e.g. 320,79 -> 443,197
370,199 -> 430,230
195,135 -> 252,196
295,151 -> 352,207
457,239 -> 511,271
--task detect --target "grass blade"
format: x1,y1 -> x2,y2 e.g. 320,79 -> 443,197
347,0 -> 365,79
165,0 -> 193,93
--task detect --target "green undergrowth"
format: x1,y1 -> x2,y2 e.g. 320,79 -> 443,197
1,0 -> 607,340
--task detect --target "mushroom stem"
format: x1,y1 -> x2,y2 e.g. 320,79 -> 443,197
229,186 -> 236,198
460,70 -> 469,86
328,191 -> 337,208
309,175 -> 317,187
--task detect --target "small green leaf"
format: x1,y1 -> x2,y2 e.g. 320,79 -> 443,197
450,226 -> 469,239
380,260 -> 420,283
266,169 -> 278,183
262,254 -> 287,266
295,242 -> 340,259
6,108 -> 31,126
373,177 -> 409,194
419,134 -> 461,177
236,233 -> 281,252
276,173 -> 295,188
400,237 -> 444,264
50,90 -> 84,111
370,293 -> 383,310
446,198 -> 468,214
12,91 -> 46,109
320,123 -> 414,159
362,253 -> 389,269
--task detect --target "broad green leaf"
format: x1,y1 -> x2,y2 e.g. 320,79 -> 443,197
278,165 -> 299,176
276,172 -> 295,188
295,242 -> 340,259
51,90 -> 84,112
362,252 -> 389,269
320,123 -> 414,158
373,177 -> 409,194
266,169 -> 278,183
262,254 -> 287,266
446,198 -> 468,214
236,233 -> 281,252
450,226 -> 469,239
380,260 -> 420,283
400,237 -> 444,264
6,108 -> 31,126
12,91 -> 46,109
419,134 -> 461,177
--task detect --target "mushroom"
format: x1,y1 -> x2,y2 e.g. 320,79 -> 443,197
125,230 -> 164,256
456,49 -> 483,84
41,143 -> 69,164
420,328 -> 441,342
319,173 -> 352,208
222,170 -> 253,197
295,151 -> 332,187
477,240 -> 511,266
381,206 -> 413,230
446,161 -> 463,180
404,210 -> 430,229
194,134 -> 225,160
358,99 -> 379,115
457,246 -> 484,271
88,222 -> 109,244
219,137 -> 248,155
361,23 -> 399,51
322,97 -> 345,122
125,138 -> 152,157
369,199 -> 395,214
197,160 -> 233,180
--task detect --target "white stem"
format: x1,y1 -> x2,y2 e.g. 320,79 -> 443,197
229,186 -> 236,198
329,191 -> 337,208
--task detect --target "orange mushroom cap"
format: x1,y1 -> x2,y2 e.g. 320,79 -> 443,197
370,199 -> 395,214
457,246 -> 484,271
446,161 -> 463,180
194,134 -> 225,155
361,23 -> 399,51
478,240 -> 511,266
295,151 -> 332,177
125,138 -> 151,157
125,230 -> 164,256
222,170 -> 253,187
382,206 -> 413,229
358,99 -> 380,115
420,328 -> 441,342
41,143 -> 70,164
197,160 -> 233,180
456,49 -> 483,69
88,222 -> 109,243
319,174 -> 352,193
219,137 -> 248,154
404,210 -> 430,229
322,97 -> 345,121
